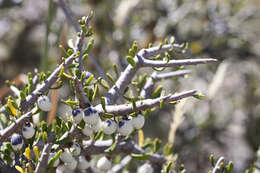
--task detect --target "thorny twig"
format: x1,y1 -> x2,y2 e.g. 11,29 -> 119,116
212,157 -> 225,173
105,43 -> 217,105
82,139 -> 167,165
140,70 -> 191,99
57,0 -> 108,81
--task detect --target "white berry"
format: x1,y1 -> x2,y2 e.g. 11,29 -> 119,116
72,108 -> 83,124
137,163 -> 154,173
49,153 -> 60,167
97,156 -> 111,171
83,107 -> 99,125
11,133 -> 23,150
118,120 -> 133,136
102,119 -> 117,135
131,114 -> 145,129
91,117 -> 101,133
56,165 -> 66,173
37,95 -> 52,111
77,155 -> 91,170
64,158 -> 77,170
70,143 -> 81,156
22,122 -> 35,139
82,124 -> 94,136
60,149 -> 73,163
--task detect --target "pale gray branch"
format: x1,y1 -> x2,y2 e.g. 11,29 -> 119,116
107,155 -> 132,173
140,70 -> 191,99
212,157 -> 225,173
82,139 -> 167,165
99,90 -> 196,116
142,58 -> 217,67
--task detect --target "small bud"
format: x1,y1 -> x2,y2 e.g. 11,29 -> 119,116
37,95 -> 52,111
11,133 -> 24,151
97,156 -> 111,171
102,119 -> 117,135
118,120 -> 133,136
83,107 -> 99,125
22,122 -> 35,139
131,114 -> 145,129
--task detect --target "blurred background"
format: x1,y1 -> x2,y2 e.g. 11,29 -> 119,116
0,0 -> 260,172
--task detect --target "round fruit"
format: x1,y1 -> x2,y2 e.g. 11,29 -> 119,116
97,156 -> 111,171
131,114 -> 145,129
83,107 -> 99,125
118,120 -> 133,136
72,108 -> 83,124
22,122 -> 35,139
37,95 -> 52,111
11,133 -> 24,150
137,163 -> 154,173
102,119 -> 117,135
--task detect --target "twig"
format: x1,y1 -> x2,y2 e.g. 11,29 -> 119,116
57,0 -> 108,81
35,135 -> 55,173
212,157 -> 225,173
105,42 -> 217,105
98,90 -> 196,116
0,112 -> 32,144
82,139 -> 167,165
107,155 -> 132,173
140,70 -> 191,99
74,77 -> 90,108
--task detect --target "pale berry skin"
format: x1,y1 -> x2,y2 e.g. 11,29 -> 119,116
22,122 -> 35,139
131,114 -> 145,129
49,153 -> 60,167
137,163 -> 154,173
102,119 -> 117,135
37,95 -> 52,111
60,149 -> 73,163
83,107 -> 99,125
77,156 -> 91,170
11,134 -> 23,150
72,108 -> 83,124
118,120 -> 133,136
97,156 -> 112,171
82,124 -> 94,136
56,165 -> 66,173
70,143 -> 81,156
64,158 -> 77,170
91,117 -> 101,133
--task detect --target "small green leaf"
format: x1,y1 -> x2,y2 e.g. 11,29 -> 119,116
62,99 -> 79,107
85,75 -> 94,85
85,38 -> 94,54
47,150 -> 62,170
105,140 -> 118,153
166,161 -> 173,173
126,56 -> 136,67
163,143 -> 174,156
153,138 -> 161,153
106,73 -> 115,84
103,113 -> 114,119
132,99 -> 136,111
131,153 -> 151,160
58,66 -> 64,78
158,42 -> 163,50
210,154 -> 215,166
94,130 -> 104,141
92,84 -> 99,101
193,92 -> 205,100
113,64 -> 119,78
100,79 -> 110,90
151,85 -> 163,98
20,91 -> 26,100
101,97 -> 106,112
